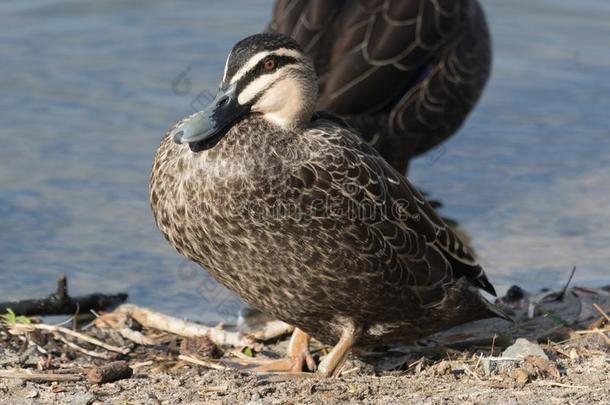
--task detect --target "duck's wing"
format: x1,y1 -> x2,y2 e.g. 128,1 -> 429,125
268,0 -> 491,172
303,120 -> 496,299
270,0 -> 458,113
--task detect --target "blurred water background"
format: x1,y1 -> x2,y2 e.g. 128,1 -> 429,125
1,0 -> 609,323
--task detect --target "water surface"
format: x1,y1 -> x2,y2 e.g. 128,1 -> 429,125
1,0 -> 608,322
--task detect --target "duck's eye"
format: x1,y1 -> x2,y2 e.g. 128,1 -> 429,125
263,59 -> 277,71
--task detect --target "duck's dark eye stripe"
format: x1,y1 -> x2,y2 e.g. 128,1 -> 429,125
237,55 -> 300,89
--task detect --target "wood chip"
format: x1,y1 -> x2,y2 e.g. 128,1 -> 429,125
86,361 -> 133,384
50,384 -> 66,393
202,385 -> 228,393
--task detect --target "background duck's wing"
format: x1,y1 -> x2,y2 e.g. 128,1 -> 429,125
303,120 -> 496,301
268,0 -> 491,173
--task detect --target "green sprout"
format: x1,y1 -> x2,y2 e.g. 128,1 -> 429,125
242,346 -> 254,357
1,308 -> 32,325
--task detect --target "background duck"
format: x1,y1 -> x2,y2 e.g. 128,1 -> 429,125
150,33 -> 507,376
268,0 -> 491,174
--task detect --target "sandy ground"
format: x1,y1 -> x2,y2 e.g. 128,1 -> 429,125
1,285 -> 609,404
0,331 -> 608,404
0,345 -> 608,404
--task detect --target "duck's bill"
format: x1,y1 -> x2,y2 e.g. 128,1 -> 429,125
173,83 -> 247,145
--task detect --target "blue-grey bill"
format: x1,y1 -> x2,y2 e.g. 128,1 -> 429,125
173,110 -> 217,144
173,83 -> 238,145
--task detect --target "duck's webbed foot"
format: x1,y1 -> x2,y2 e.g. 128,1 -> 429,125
253,327 -> 315,372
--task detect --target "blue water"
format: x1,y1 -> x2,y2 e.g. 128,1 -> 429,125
1,0 -> 609,323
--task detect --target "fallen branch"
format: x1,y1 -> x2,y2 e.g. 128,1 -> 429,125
115,304 -> 259,349
0,369 -> 83,383
0,274 -> 127,317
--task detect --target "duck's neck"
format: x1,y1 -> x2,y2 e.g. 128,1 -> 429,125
250,75 -> 316,130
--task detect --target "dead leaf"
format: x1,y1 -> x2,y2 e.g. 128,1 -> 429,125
587,317 -> 606,331
512,368 -> 530,385
432,360 -> 451,376
180,336 -> 223,359
524,355 -> 560,379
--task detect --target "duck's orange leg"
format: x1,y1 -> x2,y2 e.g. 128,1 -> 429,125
252,328 -> 315,372
317,327 -> 357,377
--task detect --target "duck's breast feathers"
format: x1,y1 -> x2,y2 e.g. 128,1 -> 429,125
302,120 -> 496,296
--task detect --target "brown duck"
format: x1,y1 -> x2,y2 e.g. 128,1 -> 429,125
150,33 -> 506,376
268,0 -> 491,174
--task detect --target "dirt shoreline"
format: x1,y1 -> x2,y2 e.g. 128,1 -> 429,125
1,285 -> 608,404
0,346 -> 608,404
1,332 -> 608,404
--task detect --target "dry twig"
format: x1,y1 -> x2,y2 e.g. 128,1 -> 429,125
535,381 -> 587,389
463,365 -> 482,382
9,323 -> 130,355
592,303 -> 610,323
55,333 -> 112,360
0,370 -> 83,382
178,354 -> 230,371
203,385 -> 229,393
556,266 -> 577,301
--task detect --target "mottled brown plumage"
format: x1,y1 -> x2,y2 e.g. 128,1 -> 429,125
268,0 -> 491,173
150,33 -> 505,374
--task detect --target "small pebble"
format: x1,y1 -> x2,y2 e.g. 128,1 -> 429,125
502,338 -> 548,360
25,389 -> 39,398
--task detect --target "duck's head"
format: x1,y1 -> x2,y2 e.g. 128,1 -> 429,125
173,33 -> 317,149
